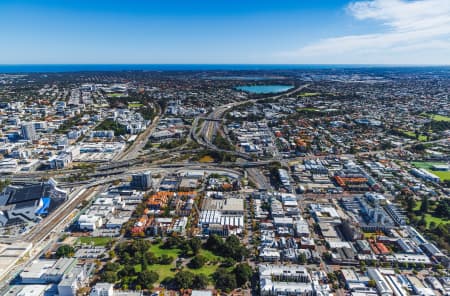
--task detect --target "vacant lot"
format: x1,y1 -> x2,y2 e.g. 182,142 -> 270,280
77,237 -> 114,246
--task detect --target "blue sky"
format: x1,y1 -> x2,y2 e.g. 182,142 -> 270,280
1,0 -> 449,64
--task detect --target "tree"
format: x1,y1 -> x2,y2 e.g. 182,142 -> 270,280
141,253 -> 148,271
138,270 -> 159,290
179,240 -> 192,256
104,262 -> 121,272
163,236 -> 184,249
429,221 -> 437,230
368,279 -> 377,288
234,263 -> 252,287
407,197 -> 416,212
102,271 -> 118,283
174,270 -> 195,289
213,268 -> 237,292
360,261 -> 367,272
131,239 -> 152,254
220,257 -> 236,267
159,254 -> 174,265
298,253 -> 307,264
221,235 -> 248,261
118,265 -> 135,278
418,215 -> 427,228
108,249 -> 116,259
189,255 -> 207,269
434,199 -> 450,218
193,274 -> 209,289
56,245 -> 75,258
327,272 -> 337,283
323,252 -> 332,262
189,237 -> 202,255
205,234 -> 223,252
420,196 -> 429,214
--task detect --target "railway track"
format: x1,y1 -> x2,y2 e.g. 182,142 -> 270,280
24,186 -> 98,244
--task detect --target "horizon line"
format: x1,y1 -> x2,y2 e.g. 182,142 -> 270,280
1,63 -> 450,66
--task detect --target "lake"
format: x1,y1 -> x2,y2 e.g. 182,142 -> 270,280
235,84 -> 294,94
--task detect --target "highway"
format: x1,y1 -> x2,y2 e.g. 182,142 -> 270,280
246,167 -> 270,191
8,84 -> 309,183
2,82 -> 423,289
193,85 -> 310,161
116,109 -> 162,161
0,80 -> 448,296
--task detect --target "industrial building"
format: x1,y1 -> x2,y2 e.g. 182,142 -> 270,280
199,197 -> 244,236
259,264 -> 330,296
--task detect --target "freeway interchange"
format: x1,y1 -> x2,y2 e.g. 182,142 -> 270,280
0,84 -> 308,285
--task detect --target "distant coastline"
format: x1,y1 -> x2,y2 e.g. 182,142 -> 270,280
0,64 -> 449,74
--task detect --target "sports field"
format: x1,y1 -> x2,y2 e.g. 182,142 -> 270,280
421,113 -> 450,122
411,162 -> 450,181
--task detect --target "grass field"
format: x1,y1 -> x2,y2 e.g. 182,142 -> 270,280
430,170 -> 450,181
411,161 -> 450,181
107,93 -> 126,98
77,237 -> 114,246
128,102 -> 143,108
149,243 -> 180,257
402,131 -> 427,141
135,262 -> 220,283
146,264 -> 176,281
132,243 -> 225,283
424,113 -> 450,122
413,200 -> 422,212
424,214 -> 448,227
411,161 -> 445,169
298,92 -> 319,97
412,201 -> 449,228
188,263 -> 220,276
198,249 -> 222,261
132,246 -> 222,283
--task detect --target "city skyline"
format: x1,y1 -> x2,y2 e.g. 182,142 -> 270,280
1,0 -> 450,65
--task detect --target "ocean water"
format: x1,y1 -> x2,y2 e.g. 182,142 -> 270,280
0,64 -> 419,74
0,64 -> 448,74
235,85 -> 294,94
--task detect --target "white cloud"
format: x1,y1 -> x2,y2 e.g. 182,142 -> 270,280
282,0 -> 450,64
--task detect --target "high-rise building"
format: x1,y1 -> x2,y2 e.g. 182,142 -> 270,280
131,171 -> 152,190
21,122 -> 37,141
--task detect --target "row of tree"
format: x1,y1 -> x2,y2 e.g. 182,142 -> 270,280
160,263 -> 253,292
204,234 -> 249,261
